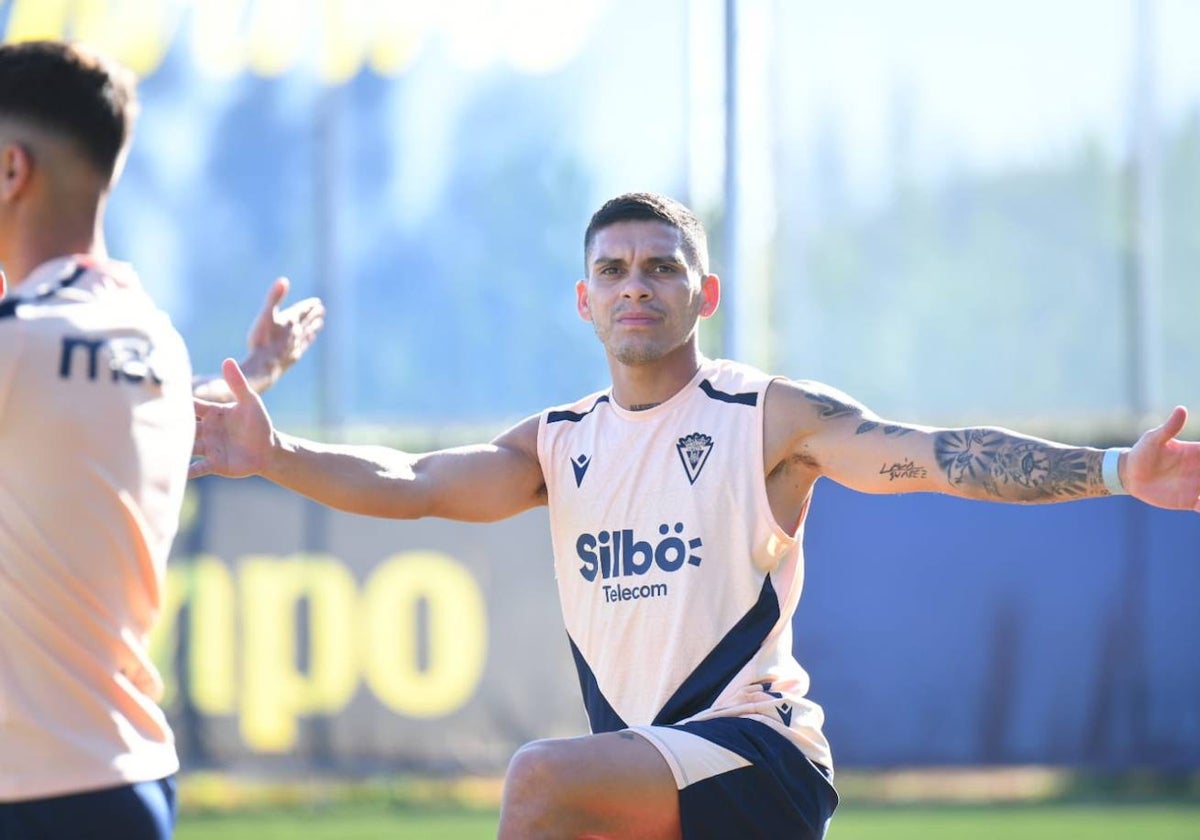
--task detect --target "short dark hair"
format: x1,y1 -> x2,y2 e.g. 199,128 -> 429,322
584,192 -> 710,275
0,40 -> 137,181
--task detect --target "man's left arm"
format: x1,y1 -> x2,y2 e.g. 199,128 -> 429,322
192,276 -> 325,402
776,379 -> 1200,511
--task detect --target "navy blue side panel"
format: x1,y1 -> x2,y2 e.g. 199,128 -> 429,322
673,717 -> 837,840
567,634 -> 627,733
0,777 -> 178,840
699,379 -> 757,406
547,394 -> 610,424
0,265 -> 86,320
653,575 -> 780,725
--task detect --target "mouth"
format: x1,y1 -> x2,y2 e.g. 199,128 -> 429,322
615,310 -> 662,326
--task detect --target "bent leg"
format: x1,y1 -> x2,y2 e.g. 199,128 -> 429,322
498,730 -> 681,840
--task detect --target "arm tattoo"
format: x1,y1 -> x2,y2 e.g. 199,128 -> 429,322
803,392 -> 913,436
933,429 -> 1104,500
804,391 -> 858,420
880,460 -> 928,481
857,421 -> 914,436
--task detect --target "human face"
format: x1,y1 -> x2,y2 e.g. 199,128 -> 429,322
577,220 -> 718,366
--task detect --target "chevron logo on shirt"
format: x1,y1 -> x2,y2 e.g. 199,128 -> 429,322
572,454 -> 591,487
676,432 -> 713,485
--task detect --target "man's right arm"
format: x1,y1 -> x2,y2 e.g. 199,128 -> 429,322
191,359 -> 546,523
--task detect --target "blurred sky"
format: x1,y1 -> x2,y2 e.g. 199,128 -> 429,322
2,0 -> 1196,427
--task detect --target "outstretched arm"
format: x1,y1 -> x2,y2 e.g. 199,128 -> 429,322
770,379 -> 1200,511
191,359 -> 547,522
192,276 -> 325,402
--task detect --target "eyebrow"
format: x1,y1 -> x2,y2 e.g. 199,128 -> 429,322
591,254 -> 685,268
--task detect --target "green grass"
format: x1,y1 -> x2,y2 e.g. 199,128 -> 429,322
176,805 -> 498,840
175,802 -> 1200,840
829,804 -> 1200,839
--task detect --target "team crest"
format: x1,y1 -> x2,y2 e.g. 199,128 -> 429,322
676,432 -> 714,485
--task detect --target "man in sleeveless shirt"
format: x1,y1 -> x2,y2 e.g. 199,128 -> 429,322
0,40 -> 323,839
192,192 -> 1200,840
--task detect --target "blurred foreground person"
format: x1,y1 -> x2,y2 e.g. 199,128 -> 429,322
192,192 -> 1199,840
0,40 -> 322,840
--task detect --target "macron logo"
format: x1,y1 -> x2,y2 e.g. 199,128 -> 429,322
572,454 -> 591,487
776,703 -> 794,727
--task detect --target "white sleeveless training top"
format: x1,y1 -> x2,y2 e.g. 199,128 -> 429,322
0,256 -> 193,800
537,357 -> 832,769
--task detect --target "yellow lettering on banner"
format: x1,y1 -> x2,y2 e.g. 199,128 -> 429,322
152,556 -> 235,712
149,559 -> 190,707
362,551 -> 488,718
238,555 -> 359,753
186,556 -> 237,715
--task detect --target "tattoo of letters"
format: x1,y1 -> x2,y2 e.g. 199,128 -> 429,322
880,460 -> 928,481
933,429 -> 1102,499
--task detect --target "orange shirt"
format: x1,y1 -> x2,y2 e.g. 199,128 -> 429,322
0,257 -> 193,800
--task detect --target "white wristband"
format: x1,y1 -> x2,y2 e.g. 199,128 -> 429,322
1102,447 -> 1130,495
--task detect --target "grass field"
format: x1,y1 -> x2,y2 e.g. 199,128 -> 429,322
175,802 -> 1200,840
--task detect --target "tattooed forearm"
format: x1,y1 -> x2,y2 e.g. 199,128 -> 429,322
932,429 -> 1105,501
880,460 -> 928,481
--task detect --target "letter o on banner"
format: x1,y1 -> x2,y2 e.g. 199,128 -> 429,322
362,551 -> 488,718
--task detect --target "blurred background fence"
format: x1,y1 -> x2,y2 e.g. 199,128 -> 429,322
4,0 -> 1198,776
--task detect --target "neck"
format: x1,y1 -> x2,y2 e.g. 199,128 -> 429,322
608,343 -> 704,411
3,206 -> 105,292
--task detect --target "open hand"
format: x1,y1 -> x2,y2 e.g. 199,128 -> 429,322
1124,406 -> 1200,513
191,359 -> 276,479
241,276 -> 325,390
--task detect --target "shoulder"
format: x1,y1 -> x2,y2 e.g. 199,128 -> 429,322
762,377 -> 876,470
542,388 -> 611,425
494,411 -> 542,450
764,377 -> 870,424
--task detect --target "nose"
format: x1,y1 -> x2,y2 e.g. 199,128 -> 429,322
620,270 -> 652,300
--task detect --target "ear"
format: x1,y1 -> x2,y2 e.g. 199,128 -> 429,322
0,142 -> 32,203
699,273 -> 720,318
576,278 -> 593,322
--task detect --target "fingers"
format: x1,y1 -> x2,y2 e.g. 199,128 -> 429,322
278,296 -> 325,323
264,276 -> 290,310
193,395 -> 225,417
188,457 -> 212,480
1150,405 -> 1188,444
222,358 -> 256,402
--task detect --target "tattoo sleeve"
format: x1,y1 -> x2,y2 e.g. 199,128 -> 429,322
804,391 -> 859,420
932,428 -> 1106,501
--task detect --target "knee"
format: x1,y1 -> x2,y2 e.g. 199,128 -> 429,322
503,739 -> 563,810
498,740 -> 576,840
